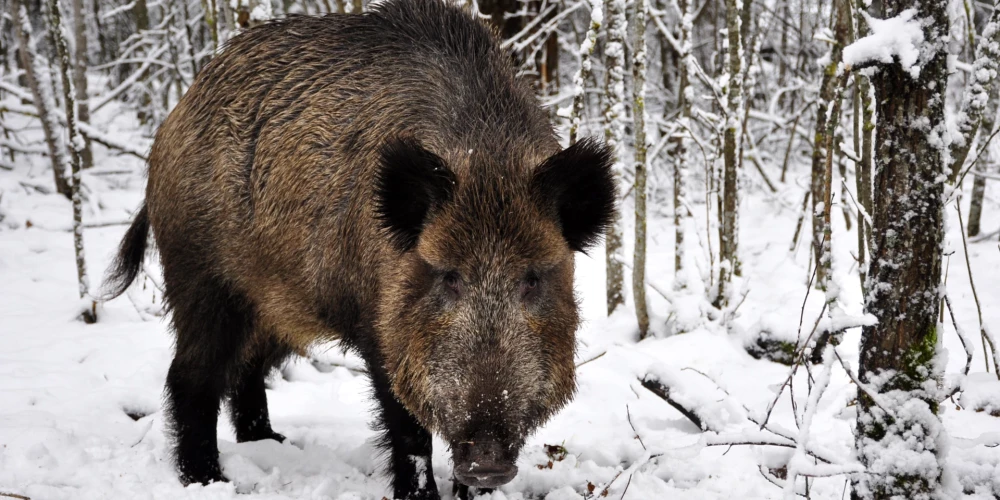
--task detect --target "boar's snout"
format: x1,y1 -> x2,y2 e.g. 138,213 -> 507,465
452,440 -> 518,488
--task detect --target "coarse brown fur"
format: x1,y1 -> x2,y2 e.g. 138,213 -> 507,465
104,1 -> 616,498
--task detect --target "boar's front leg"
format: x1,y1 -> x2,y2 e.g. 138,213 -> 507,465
368,362 -> 439,500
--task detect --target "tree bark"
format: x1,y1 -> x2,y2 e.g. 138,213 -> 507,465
603,0 -> 627,315
966,83 -> 1000,237
853,0 -> 949,497
10,0 -> 71,198
632,0 -> 649,338
672,0 -> 694,295
48,0 -> 96,322
71,0 -> 92,169
567,0 -> 603,145
810,0 -> 849,289
715,0 -> 742,309
949,0 -> 1000,182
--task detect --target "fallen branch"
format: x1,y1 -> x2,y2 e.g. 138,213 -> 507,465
638,376 -> 706,431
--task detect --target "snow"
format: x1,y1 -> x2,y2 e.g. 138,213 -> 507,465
2,121 -> 1000,498
843,9 -> 924,79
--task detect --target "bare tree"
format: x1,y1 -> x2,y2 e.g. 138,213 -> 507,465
10,0 -> 71,197
603,0 -> 627,315
950,0 -> 1000,182
632,0 -> 649,338
966,86 -> 999,237
715,0 -> 742,309
71,0 -> 92,169
671,0 -> 693,293
567,0 -> 603,145
48,0 -> 95,322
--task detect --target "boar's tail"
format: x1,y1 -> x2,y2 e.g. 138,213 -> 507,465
103,202 -> 150,299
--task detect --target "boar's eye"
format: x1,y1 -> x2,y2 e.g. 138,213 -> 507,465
521,272 -> 540,300
443,271 -> 463,298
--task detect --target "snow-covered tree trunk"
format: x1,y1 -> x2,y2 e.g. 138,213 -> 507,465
48,0 -> 96,322
966,86 -> 999,237
817,0 -> 850,295
811,0 -> 850,290
10,0 -> 71,198
70,0 -> 92,169
853,0 -> 876,294
852,0 -> 950,497
671,0 -> 693,293
603,0 -> 627,316
949,0 -> 1000,182
631,0 -> 649,338
715,0 -> 741,309
567,0 -> 603,145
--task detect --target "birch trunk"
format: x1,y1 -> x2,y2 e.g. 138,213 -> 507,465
71,0 -> 92,169
11,0 -> 71,198
603,0 -> 627,315
48,0 -> 96,322
568,0 -> 603,145
672,0 -> 693,292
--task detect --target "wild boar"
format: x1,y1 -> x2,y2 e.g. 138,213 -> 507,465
104,0 -> 616,498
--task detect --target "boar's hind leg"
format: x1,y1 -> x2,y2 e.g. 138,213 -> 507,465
369,364 -> 440,500
229,337 -> 290,443
164,277 -> 254,485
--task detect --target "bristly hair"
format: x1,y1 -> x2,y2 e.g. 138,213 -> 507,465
375,137 -> 457,251
530,138 -> 617,253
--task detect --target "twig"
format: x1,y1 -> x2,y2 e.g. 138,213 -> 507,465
760,302 -> 828,430
953,125 -> 1000,193
619,472 -> 633,499
576,351 -> 606,368
595,470 -> 624,499
943,293 -> 974,384
0,493 -> 31,500
626,405 -> 646,451
955,202 -> 995,375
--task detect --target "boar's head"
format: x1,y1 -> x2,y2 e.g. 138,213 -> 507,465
374,137 -> 615,488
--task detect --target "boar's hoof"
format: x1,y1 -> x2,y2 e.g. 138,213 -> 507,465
236,429 -> 286,444
179,462 -> 227,486
452,441 -> 518,488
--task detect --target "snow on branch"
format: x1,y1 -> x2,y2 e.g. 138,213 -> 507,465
949,0 -> 1000,181
843,9 -> 923,78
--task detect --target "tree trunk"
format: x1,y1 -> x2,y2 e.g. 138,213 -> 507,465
603,0 -> 627,315
48,0 -> 96,322
949,0 -> 1000,181
853,0 -> 949,497
715,0 -> 742,309
71,0 -> 92,169
567,0 -> 603,145
816,0 -> 850,293
810,0 -> 849,289
966,85 -> 1000,237
672,0 -> 693,295
631,0 -> 649,338
10,0 -> 71,198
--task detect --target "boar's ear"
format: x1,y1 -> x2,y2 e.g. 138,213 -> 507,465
375,137 -> 457,251
531,138 -> 616,252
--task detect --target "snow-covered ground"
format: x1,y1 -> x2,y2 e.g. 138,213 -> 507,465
1,110 -> 999,499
